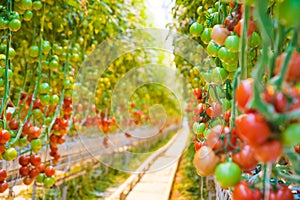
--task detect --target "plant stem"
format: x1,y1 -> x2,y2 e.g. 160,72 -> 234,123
240,5 -> 250,80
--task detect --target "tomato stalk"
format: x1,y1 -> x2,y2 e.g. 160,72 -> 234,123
0,0 -> 12,129
239,5 -> 249,80
229,68 -> 240,130
9,2 -> 46,146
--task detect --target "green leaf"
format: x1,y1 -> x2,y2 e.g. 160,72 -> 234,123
64,0 -> 81,9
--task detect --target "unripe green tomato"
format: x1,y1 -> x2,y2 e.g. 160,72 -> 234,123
189,22 -> 204,36
8,19 -> 21,32
32,1 -> 43,10
249,32 -> 261,48
31,139 -> 42,153
43,177 -> 55,188
225,35 -> 239,53
40,94 -> 51,106
0,17 -> 9,30
23,10 -> 33,21
215,161 -> 242,188
29,46 -> 39,58
39,82 -> 51,94
207,41 -> 219,57
19,0 -> 33,10
282,123 -> 300,146
18,137 -> 28,147
36,173 -> 45,183
201,28 -> 212,44
2,148 -> 18,161
32,109 -> 43,119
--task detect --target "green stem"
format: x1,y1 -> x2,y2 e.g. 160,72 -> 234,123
240,5 -> 250,80
274,29 -> 297,90
229,68 -> 240,131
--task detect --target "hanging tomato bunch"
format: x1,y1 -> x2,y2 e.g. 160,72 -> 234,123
0,0 -> 148,193
173,0 -> 300,199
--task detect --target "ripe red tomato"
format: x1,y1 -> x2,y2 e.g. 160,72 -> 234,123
206,103 -> 222,118
211,24 -> 230,46
234,19 -> 256,37
23,177 -> 33,185
0,130 -> 10,144
232,144 -> 257,171
45,166 -> 55,177
36,163 -> 46,173
0,181 -> 8,193
22,121 -> 32,135
19,155 -> 30,166
30,154 -> 41,166
19,166 -> 30,176
193,146 -> 220,176
8,119 -> 19,130
28,126 -> 41,139
232,180 -> 262,200
236,78 -> 253,112
275,51 -> 300,82
29,168 -> 40,179
269,185 -> 294,200
235,113 -> 271,146
0,169 -> 7,182
193,88 -> 202,99
207,125 -> 230,151
274,92 -> 288,113
254,140 -> 283,163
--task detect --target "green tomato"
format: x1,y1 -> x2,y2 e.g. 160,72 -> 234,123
201,28 -> 212,44
211,67 -> 228,85
279,0 -> 300,27
203,129 -> 210,138
223,62 -> 238,73
19,0 -> 33,10
282,123 -> 300,146
64,89 -> 73,98
207,41 -> 219,57
36,173 -> 45,183
43,177 -> 55,188
32,1 -> 42,10
40,94 -> 51,106
23,10 -> 33,21
18,137 -> 28,147
225,35 -> 239,53
2,148 -> 18,161
215,161 -> 242,188
8,48 -> 16,60
51,94 -> 59,105
218,47 -> 238,64
39,82 -> 51,94
32,109 -> 43,119
0,17 -> 9,30
49,60 -> 59,69
193,122 -> 206,135
8,19 -> 21,32
29,46 -> 39,57
42,41 -> 51,55
189,22 -> 204,36
0,78 -> 3,88
31,139 -> 42,153
249,32 -> 261,48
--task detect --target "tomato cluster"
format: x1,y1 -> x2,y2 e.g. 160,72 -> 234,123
174,0 -> 300,199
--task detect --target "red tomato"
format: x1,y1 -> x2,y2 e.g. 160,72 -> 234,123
232,144 -> 257,171
254,140 -> 283,163
45,166 -> 55,177
206,103 -> 222,118
232,180 -> 262,200
8,119 -> 19,130
22,121 -> 32,135
235,113 -> 271,146
193,88 -> 202,99
0,130 -> 10,144
269,185 -> 294,200
37,163 -> 46,173
275,51 -> 300,82
30,154 -> 41,166
23,177 -> 33,185
0,181 -> 8,193
236,78 -> 253,112
274,92 -> 288,113
0,145 -> 5,154
207,125 -> 229,151
28,126 -> 41,139
211,24 -> 230,46
19,166 -> 30,176
194,104 -> 204,115
193,146 -> 220,176
29,168 -> 40,179
193,137 -> 205,151
19,155 -> 30,166
234,19 -> 256,37
0,169 -> 7,182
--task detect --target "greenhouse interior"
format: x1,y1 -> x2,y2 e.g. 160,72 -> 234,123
0,0 -> 300,199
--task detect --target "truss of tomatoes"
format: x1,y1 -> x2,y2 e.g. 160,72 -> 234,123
184,1 -> 300,200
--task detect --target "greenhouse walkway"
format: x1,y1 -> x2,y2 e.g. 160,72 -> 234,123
108,120 -> 189,200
